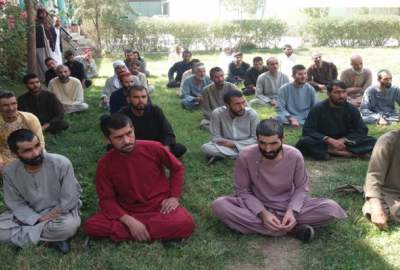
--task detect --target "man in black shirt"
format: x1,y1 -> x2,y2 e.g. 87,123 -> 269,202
226,52 -> 250,85
243,56 -> 268,96
120,85 -> 186,158
44,57 -> 58,86
64,50 -> 92,88
167,50 -> 192,88
18,73 -> 69,134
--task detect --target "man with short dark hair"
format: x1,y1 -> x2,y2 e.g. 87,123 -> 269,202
242,56 -> 268,96
0,129 -> 81,253
124,49 -> 149,77
201,90 -> 258,164
44,57 -> 58,86
279,44 -> 296,78
178,59 -> 200,96
18,73 -> 69,134
64,50 -> 91,88
226,52 -> 250,85
167,50 -> 192,88
128,60 -> 148,89
181,63 -> 211,110
296,80 -> 376,160
48,65 -> 89,114
212,119 -> 347,242
109,72 -> 139,114
0,91 -> 45,172
277,64 -> 317,127
307,52 -> 338,92
201,67 -> 239,130
84,114 -> 195,242
360,69 -> 400,125
120,85 -> 186,158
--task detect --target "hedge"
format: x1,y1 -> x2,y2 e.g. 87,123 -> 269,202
303,16 -> 400,47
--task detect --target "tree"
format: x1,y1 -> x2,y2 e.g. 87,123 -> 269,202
72,0 -> 134,56
25,0 -> 36,73
222,0 -> 265,19
301,8 -> 329,19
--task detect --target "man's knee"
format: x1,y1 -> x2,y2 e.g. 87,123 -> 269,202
212,197 -> 232,219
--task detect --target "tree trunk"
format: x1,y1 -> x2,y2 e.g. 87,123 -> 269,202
24,0 -> 36,73
94,3 -> 102,57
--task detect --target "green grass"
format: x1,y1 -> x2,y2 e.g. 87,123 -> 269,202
1,47 -> 400,269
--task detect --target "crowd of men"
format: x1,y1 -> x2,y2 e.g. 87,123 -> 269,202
0,40 -> 400,256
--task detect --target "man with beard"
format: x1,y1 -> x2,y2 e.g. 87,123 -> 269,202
226,52 -> 250,85
181,63 -> 211,110
18,74 -> 69,134
201,90 -> 258,164
279,44 -> 296,78
277,64 -> 317,127
212,119 -> 347,242
101,61 -> 129,108
0,129 -> 81,253
296,80 -> 376,161
120,85 -> 186,158
48,65 -> 89,114
167,50 -> 192,88
201,67 -> 239,130
360,69 -> 400,125
249,57 -> 289,107
44,57 -> 58,86
242,56 -> 268,96
109,72 -> 139,114
307,52 -> 338,92
340,55 -> 372,107
84,114 -> 195,242
64,50 -> 91,88
0,91 -> 44,173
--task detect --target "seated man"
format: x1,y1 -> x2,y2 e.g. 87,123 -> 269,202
279,44 -> 296,78
167,50 -> 192,88
128,60 -> 148,90
18,73 -> 69,134
48,65 -> 89,114
226,52 -> 250,85
361,69 -> 400,125
84,114 -> 195,242
44,57 -> 58,87
120,85 -> 186,158
340,55 -> 372,107
0,129 -> 81,252
212,119 -> 347,242
101,61 -> 128,108
0,91 -> 45,172
242,56 -> 268,96
181,63 -> 211,110
296,80 -> 376,161
177,58 -> 200,96
201,67 -> 239,130
249,57 -> 289,107
363,130 -> 400,230
109,72 -> 139,114
64,50 -> 91,88
277,64 -> 317,127
124,49 -> 149,77
76,48 -> 98,79
201,90 -> 258,164
307,52 -> 338,92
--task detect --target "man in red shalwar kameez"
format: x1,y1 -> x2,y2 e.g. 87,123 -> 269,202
84,113 -> 195,242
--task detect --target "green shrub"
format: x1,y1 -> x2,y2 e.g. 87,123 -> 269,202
304,16 -> 400,47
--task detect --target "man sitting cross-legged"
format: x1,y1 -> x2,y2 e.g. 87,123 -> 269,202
120,85 -> 186,158
249,57 -> 289,107
167,50 -> 192,88
201,67 -> 239,130
212,119 -> 347,242
307,52 -> 338,92
109,72 -> 139,114
363,130 -> 400,230
48,65 -> 89,114
242,56 -> 268,96
18,73 -> 69,134
360,69 -> 400,125
296,80 -> 376,161
201,90 -> 258,164
226,52 -> 250,85
181,63 -> 211,110
0,129 -> 81,253
84,114 -> 195,242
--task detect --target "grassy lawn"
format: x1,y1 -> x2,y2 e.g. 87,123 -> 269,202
1,47 -> 400,269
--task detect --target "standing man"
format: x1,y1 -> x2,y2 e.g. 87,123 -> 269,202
181,63 -> 211,110
0,91 -> 44,172
212,119 -> 347,242
277,65 -> 317,127
18,74 -> 69,134
201,90 -> 258,164
84,114 -> 195,242
242,56 -> 268,96
279,44 -> 296,78
35,8 -> 53,83
340,55 -> 372,107
226,52 -> 250,85
307,52 -> 338,92
249,57 -> 289,107
201,67 -> 239,130
0,129 -> 81,253
167,50 -> 192,88
51,16 -> 63,65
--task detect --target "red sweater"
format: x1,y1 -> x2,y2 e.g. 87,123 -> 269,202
96,140 -> 184,219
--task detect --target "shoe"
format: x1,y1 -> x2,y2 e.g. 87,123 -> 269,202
292,224 -> 314,243
206,155 -> 224,165
48,240 -> 71,254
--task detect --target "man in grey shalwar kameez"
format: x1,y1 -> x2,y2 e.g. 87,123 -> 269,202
201,90 -> 258,163
0,129 -> 81,253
